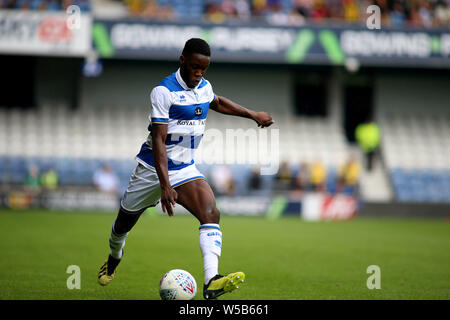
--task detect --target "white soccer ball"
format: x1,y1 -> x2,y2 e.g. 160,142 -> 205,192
159,269 -> 197,300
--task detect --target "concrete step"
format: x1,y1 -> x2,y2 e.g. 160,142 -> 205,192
356,150 -> 394,203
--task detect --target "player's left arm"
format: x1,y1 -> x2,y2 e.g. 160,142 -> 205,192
210,95 -> 274,128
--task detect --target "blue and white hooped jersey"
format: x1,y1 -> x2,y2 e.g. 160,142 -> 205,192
136,69 -> 215,171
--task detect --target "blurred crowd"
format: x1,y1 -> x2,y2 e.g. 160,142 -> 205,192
22,157 -> 361,200
0,0 -> 91,11
2,0 -> 449,28
123,0 -> 450,28
209,156 -> 362,197
24,162 -> 121,194
203,0 -> 450,27
24,164 -> 59,191
273,156 -> 361,196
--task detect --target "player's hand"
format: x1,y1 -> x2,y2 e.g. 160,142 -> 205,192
253,112 -> 274,128
161,187 -> 178,217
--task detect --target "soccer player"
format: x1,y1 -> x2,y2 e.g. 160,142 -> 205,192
98,38 -> 274,299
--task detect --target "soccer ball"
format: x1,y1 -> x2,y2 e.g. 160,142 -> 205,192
159,269 -> 197,300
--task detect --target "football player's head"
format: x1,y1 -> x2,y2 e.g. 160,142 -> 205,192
180,38 -> 211,88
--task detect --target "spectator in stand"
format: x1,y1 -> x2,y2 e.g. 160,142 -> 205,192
293,0 -> 313,18
248,166 -> 262,192
286,6 -> 306,25
251,0 -> 268,18
40,167 -> 59,190
309,158 -> 327,192
292,161 -> 309,192
93,163 -> 120,194
409,0 -> 423,26
125,0 -> 144,16
204,1 -> 227,24
327,0 -> 343,20
343,0 -> 360,23
435,0 -> 450,26
222,0 -> 237,17
266,1 -> 289,25
390,0 -> 407,27
210,165 -> 235,195
310,0 -> 331,22
274,160 -> 293,190
140,0 -> 175,20
141,0 -> 159,18
355,117 -> 381,172
417,0 -> 434,27
235,0 -> 251,22
25,164 -> 41,191
337,155 -> 361,195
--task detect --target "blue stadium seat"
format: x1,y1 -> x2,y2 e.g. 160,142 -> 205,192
281,0 -> 293,12
55,158 -> 78,186
260,173 -> 274,194
47,1 -> 61,11
327,167 -> 338,194
29,0 -> 42,9
392,168 -> 450,203
230,165 -> 252,194
0,156 -> 9,174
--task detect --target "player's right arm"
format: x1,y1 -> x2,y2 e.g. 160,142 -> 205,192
151,124 -> 177,217
149,86 -> 177,217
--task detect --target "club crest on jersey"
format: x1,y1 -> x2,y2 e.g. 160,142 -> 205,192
195,107 -> 203,116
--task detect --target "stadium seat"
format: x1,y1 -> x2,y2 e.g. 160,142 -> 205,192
382,113 -> 450,203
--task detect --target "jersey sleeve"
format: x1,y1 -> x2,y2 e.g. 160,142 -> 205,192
206,80 -> 215,103
150,86 -> 172,124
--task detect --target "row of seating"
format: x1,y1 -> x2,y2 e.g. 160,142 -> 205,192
0,155 -> 135,187
380,113 -> 450,170
0,105 -> 350,167
391,169 -> 450,203
380,113 -> 450,203
0,154 -> 355,197
2,105 -> 450,203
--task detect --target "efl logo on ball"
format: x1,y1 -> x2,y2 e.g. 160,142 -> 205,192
159,269 -> 197,300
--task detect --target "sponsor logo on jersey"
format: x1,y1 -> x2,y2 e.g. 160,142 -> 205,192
177,119 -> 206,126
195,107 -> 203,116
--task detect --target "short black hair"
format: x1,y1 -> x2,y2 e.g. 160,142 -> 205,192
182,38 -> 211,57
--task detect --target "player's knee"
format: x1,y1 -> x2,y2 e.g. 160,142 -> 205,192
202,203 -> 220,224
211,207 -> 220,224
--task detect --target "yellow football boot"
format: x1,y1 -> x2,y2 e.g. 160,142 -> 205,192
203,271 -> 245,300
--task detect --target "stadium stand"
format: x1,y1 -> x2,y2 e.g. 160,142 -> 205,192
1,1 -> 449,205
1,0 -> 449,28
379,112 -> 450,203
0,102 -> 351,196
2,102 -> 449,203
105,0 -> 450,28
0,104 -> 140,190
0,0 -> 91,11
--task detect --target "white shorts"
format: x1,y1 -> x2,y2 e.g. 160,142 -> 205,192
120,161 -> 206,212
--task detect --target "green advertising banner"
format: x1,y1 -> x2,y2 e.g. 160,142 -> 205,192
92,20 -> 450,68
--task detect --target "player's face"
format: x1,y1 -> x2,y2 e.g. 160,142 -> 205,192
180,53 -> 210,88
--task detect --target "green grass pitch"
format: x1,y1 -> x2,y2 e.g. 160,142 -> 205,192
0,209 -> 449,300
